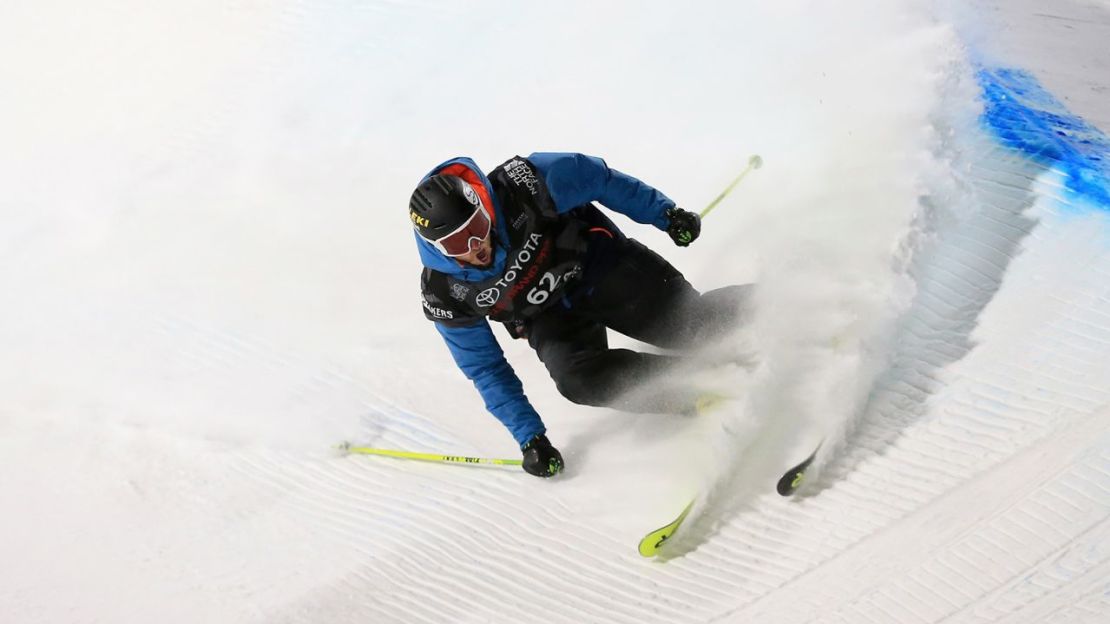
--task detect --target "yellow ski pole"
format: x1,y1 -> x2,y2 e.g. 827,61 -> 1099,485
337,441 -> 522,466
700,154 -> 763,219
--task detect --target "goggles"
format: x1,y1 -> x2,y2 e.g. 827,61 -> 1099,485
422,206 -> 492,257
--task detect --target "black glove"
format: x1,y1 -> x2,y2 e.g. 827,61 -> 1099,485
521,434 -> 564,478
665,207 -> 701,247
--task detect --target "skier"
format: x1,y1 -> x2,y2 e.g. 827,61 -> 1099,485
410,153 -> 747,478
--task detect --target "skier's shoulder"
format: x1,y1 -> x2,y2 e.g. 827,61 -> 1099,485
521,152 -> 614,211
525,152 -> 609,178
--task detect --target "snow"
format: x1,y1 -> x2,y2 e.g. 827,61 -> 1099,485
2,1 -> 1109,622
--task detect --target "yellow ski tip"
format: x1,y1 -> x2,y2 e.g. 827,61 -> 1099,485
638,500 -> 696,558
638,532 -> 666,558
695,392 -> 736,416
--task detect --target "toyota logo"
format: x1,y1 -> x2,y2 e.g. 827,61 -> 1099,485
475,288 -> 500,307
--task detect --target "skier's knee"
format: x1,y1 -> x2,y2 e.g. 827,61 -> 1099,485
553,371 -> 610,407
685,284 -> 754,341
699,284 -> 753,321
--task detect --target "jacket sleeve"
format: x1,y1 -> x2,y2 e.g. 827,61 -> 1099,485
527,152 -> 675,230
434,320 -> 546,447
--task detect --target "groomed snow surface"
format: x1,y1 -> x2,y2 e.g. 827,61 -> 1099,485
2,1 -> 1109,622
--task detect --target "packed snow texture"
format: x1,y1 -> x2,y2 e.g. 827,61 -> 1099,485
2,1 -> 1108,622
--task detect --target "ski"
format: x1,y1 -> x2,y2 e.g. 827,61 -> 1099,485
636,394 -> 727,557
776,442 -> 822,496
640,442 -> 821,556
638,499 -> 695,557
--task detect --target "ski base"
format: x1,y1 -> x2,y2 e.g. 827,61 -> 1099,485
776,442 -> 822,496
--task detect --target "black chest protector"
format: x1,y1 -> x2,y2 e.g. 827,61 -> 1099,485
420,157 -> 589,328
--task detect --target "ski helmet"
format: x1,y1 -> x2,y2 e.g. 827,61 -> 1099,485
409,175 -> 486,242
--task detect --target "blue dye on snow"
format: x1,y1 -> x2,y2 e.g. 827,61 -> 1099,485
977,67 -> 1110,210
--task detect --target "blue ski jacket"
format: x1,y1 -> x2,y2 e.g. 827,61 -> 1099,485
413,153 -> 676,447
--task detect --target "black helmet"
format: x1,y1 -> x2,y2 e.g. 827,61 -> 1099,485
409,175 -> 484,240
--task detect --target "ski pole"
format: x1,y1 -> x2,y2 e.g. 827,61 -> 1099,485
700,154 -> 763,219
337,441 -> 522,466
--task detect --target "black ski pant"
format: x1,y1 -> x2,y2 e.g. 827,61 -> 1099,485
526,236 -> 749,414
